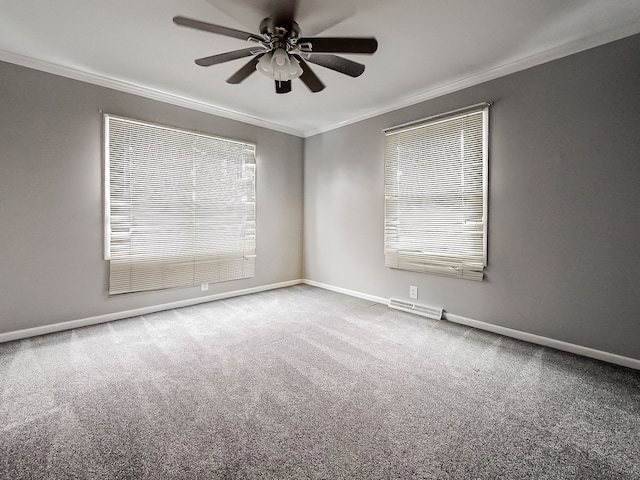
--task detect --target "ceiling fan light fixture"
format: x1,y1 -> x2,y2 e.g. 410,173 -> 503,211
256,48 -> 303,82
173,3 -> 378,94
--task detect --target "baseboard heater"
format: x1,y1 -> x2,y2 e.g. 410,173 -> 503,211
388,298 -> 443,320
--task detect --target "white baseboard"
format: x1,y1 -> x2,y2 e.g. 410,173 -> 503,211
442,312 -> 640,370
0,279 -> 303,344
302,279 -> 389,305
4,278 -> 638,371
304,280 -> 640,371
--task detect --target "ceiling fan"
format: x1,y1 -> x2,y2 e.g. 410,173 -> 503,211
173,0 -> 378,94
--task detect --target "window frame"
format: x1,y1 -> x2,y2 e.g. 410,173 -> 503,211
103,113 -> 256,295
383,103 -> 490,281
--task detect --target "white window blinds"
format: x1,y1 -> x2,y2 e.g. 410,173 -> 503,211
384,105 -> 489,281
104,114 -> 256,295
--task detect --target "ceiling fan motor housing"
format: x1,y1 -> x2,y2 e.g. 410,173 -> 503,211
255,18 -> 304,82
259,17 -> 300,40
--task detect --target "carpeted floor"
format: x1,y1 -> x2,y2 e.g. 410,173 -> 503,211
1,285 -> 639,479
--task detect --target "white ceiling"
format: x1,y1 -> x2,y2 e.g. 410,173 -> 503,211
1,0 -> 640,137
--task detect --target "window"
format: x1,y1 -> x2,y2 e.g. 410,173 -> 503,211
104,114 -> 256,295
383,104 -> 489,281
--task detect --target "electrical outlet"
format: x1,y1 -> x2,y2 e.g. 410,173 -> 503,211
409,286 -> 418,299
201,283 -> 209,291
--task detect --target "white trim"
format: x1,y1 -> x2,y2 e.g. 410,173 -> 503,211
302,279 -> 388,305
304,280 -> 640,370
0,280 -> 302,344
382,102 -> 492,135
482,107 -> 489,265
3,278 -> 638,370
443,312 -> 640,371
103,113 -> 111,260
0,49 -> 304,138
303,20 -> 640,137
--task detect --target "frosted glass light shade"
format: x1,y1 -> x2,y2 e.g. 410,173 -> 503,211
256,48 -> 303,81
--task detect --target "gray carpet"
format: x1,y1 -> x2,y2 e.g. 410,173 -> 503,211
1,285 -> 639,479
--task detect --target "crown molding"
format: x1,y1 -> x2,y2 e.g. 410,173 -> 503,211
2,17 -> 639,140
0,49 -> 305,138
303,19 -> 640,137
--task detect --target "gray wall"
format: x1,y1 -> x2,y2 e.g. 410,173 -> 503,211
304,34 -> 640,360
0,61 -> 304,334
2,34 -> 639,361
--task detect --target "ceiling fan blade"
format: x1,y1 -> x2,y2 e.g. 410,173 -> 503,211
195,47 -> 258,67
299,37 -> 378,54
275,80 -> 292,94
293,56 -> 325,93
173,16 -> 256,41
227,55 -> 264,84
305,53 -> 365,77
270,0 -> 297,32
